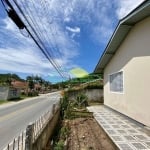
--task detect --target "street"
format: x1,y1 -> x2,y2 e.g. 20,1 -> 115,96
0,91 -> 61,149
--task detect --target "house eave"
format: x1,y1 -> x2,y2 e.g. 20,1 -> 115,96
94,0 -> 150,74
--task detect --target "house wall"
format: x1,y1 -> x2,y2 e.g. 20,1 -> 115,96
104,17 -> 150,127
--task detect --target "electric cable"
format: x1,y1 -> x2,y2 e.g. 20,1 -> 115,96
11,0 -> 65,78
28,0 -> 63,68
20,0 -> 66,77
1,0 -> 69,79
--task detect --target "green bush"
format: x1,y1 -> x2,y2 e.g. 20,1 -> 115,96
27,91 -> 39,97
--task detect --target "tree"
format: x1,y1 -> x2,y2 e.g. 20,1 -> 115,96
26,76 -> 34,90
28,80 -> 34,90
0,73 -> 24,86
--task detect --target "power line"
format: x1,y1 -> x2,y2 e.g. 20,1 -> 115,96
1,0 -> 67,78
41,0 -> 63,59
28,0 -> 63,69
18,0 -> 68,78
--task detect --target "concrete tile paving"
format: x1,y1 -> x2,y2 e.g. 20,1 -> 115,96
87,105 -> 150,150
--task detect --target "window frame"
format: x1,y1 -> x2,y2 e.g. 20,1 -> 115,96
109,71 -> 124,94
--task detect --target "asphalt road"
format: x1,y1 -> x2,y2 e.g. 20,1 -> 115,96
0,91 -> 61,149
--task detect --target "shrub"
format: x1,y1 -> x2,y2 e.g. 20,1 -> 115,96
73,94 -> 88,108
60,94 -> 69,118
27,91 -> 39,97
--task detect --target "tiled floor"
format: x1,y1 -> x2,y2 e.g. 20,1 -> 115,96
87,105 -> 150,150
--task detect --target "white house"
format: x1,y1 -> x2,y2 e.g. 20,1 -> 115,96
94,1 -> 150,127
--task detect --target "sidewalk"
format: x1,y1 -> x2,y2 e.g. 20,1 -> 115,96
87,105 -> 150,150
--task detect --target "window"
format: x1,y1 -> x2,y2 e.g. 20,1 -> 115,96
109,71 -> 123,93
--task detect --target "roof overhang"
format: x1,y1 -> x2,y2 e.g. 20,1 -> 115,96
94,0 -> 150,73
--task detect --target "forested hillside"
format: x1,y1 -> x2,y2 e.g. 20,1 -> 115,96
0,73 -> 24,85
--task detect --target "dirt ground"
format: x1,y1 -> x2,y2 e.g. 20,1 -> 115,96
67,118 -> 116,150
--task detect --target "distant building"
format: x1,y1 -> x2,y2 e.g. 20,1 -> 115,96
94,1 -> 150,127
34,83 -> 42,91
11,80 -> 28,93
0,86 -> 20,100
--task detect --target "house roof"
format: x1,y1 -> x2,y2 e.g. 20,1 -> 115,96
94,0 -> 150,73
11,81 -> 27,89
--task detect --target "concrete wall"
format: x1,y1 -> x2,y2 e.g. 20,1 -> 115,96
0,87 -> 20,100
32,107 -> 60,150
67,89 -> 103,102
0,87 -> 9,100
7,88 -> 20,100
104,17 -> 150,127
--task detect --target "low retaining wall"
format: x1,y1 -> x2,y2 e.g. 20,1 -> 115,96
33,109 -> 60,150
25,104 -> 60,150
0,87 -> 9,100
67,89 -> 103,102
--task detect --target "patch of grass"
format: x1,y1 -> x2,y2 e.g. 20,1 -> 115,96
20,94 -> 36,99
0,94 -> 39,104
0,100 -> 9,105
8,97 -> 24,102
54,140 -> 64,150
20,95 -> 28,99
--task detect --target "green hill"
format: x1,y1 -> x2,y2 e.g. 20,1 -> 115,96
0,73 -> 24,86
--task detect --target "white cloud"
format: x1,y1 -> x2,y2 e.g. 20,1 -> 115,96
87,0 -> 145,44
0,47 -> 51,74
0,0 -> 145,80
66,26 -> 80,33
0,0 -> 80,77
116,0 -> 145,19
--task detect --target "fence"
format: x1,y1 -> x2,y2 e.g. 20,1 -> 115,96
32,109 -> 53,142
3,103 -> 60,150
3,131 -> 26,150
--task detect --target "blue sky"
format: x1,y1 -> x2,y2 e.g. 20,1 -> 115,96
0,0 -> 144,83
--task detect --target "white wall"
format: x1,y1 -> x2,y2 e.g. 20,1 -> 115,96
104,17 -> 150,127
0,86 -> 20,100
0,87 -> 9,100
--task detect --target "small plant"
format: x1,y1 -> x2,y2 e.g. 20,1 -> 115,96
54,140 -> 64,150
73,94 -> 88,108
60,94 -> 69,119
53,122 -> 69,150
59,126 -> 70,140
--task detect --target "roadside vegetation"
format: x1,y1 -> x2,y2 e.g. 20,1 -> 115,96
52,91 -> 95,149
50,88 -> 115,150
0,73 -> 61,103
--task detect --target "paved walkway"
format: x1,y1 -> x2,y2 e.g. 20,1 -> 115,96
87,105 -> 150,150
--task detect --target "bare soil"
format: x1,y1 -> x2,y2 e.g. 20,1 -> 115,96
67,118 -> 116,150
